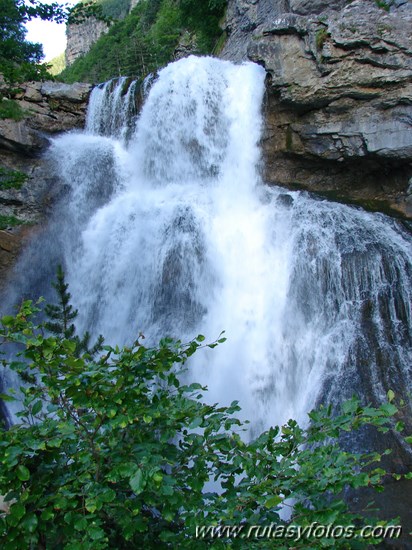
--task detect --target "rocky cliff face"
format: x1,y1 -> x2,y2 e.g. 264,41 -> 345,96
65,0 -> 140,67
224,3 -> 412,529
221,0 -> 412,218
0,80 -> 91,286
65,18 -> 110,67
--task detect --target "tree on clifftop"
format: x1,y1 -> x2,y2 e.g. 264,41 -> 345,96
0,0 -> 107,83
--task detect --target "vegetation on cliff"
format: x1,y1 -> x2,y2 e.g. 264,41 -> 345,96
94,0 -> 131,20
0,98 -> 25,121
48,52 -> 66,76
0,0 -> 226,89
0,274 -> 410,548
0,0 -> 111,85
60,0 -> 227,84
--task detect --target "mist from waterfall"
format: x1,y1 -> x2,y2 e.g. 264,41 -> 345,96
2,56 -> 412,440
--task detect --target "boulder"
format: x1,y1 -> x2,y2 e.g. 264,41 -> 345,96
0,118 -> 45,153
0,80 -> 92,153
40,81 -> 92,102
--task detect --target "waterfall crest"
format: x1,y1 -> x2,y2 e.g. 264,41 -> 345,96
86,77 -> 140,142
2,56 -> 411,448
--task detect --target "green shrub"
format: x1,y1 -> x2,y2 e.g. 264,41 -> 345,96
97,0 -> 131,20
0,215 -> 24,230
0,99 -> 25,121
315,27 -> 329,50
374,0 -> 393,11
0,167 -> 28,190
60,0 -> 227,83
0,291 -> 410,548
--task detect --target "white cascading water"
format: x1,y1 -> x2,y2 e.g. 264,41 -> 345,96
86,76 -> 140,141
2,57 -> 412,444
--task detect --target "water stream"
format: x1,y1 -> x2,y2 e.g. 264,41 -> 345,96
2,57 -> 411,449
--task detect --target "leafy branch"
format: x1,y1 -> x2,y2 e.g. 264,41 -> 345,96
0,291 -> 410,548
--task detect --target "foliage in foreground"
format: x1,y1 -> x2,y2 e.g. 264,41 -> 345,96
0,297 -> 410,548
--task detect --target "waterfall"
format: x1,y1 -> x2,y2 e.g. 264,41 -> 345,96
1,57 -> 411,454
86,77 -> 140,141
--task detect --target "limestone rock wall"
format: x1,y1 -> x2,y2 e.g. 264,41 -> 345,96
0,81 -> 91,153
0,80 -> 91,286
65,0 -> 141,67
221,0 -> 412,218
65,18 -> 109,67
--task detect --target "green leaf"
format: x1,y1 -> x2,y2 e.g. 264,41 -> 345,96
99,488 -> 116,503
64,511 -> 74,524
265,495 -> 282,508
21,513 -> 38,533
130,469 -> 145,494
41,509 -> 55,521
85,498 -> 97,513
342,398 -> 359,414
387,389 -> 395,402
47,438 -> 63,448
62,339 -> 77,354
1,315 -> 16,326
0,393 -> 16,402
54,496 -> 68,510
161,484 -> 174,496
16,465 -> 30,481
74,517 -> 88,531
189,416 -> 202,429
9,503 -> 25,521
117,463 -> 138,477
380,402 -> 398,416
87,526 -> 105,540
31,400 -> 42,415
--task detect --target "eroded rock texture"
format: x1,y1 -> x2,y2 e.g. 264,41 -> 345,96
223,3 -> 412,531
66,18 -> 109,67
221,0 -> 412,218
0,80 -> 91,286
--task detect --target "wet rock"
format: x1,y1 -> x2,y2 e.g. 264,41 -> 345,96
276,193 -> 294,207
0,79 -> 90,288
174,31 -> 198,60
